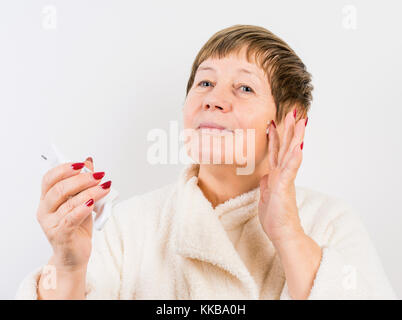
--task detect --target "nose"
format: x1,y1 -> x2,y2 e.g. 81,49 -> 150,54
202,88 -> 232,113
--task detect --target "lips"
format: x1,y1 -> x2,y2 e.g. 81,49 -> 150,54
197,122 -> 232,131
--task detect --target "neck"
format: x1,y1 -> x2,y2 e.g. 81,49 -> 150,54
197,162 -> 268,209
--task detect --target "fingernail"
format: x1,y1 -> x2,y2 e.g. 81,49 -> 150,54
305,117 -> 308,127
71,162 -> 85,170
85,199 -> 94,207
300,141 -> 304,150
86,157 -> 93,163
270,120 -> 276,128
93,172 -> 105,180
100,181 -> 112,189
293,108 -> 297,119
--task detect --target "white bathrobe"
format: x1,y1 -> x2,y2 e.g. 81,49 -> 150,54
15,163 -> 397,299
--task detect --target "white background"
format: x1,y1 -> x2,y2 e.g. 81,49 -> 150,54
1,0 -> 401,299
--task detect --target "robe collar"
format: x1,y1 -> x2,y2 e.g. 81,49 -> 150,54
172,162 -> 261,298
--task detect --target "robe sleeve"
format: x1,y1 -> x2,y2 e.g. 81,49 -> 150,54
279,205 -> 397,300
14,206 -> 124,300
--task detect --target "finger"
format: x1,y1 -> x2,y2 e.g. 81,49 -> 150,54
259,174 -> 269,203
44,170 -> 105,213
52,180 -> 112,223
85,157 -> 94,172
267,120 -> 280,168
277,109 -> 296,164
280,118 -> 306,169
41,162 -> 85,201
61,197 -> 95,229
260,174 -> 268,201
280,141 -> 303,185
68,157 -> 95,201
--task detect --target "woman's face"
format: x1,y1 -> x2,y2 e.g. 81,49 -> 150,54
182,47 -> 277,173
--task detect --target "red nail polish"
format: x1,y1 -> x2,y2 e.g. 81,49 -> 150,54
100,181 -> 112,189
293,108 -> 297,119
270,120 -> 276,128
85,199 -> 94,207
305,117 -> 308,127
71,162 -> 85,170
86,157 -> 93,163
93,172 -> 105,180
300,141 -> 304,150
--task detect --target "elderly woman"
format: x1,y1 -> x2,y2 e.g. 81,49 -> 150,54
16,25 -> 396,300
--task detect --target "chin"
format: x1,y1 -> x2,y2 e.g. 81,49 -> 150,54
188,147 -> 236,165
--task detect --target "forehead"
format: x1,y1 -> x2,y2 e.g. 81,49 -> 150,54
197,47 -> 267,82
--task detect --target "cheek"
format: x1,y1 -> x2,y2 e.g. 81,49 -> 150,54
254,130 -> 268,156
182,100 -> 197,129
235,112 -> 266,131
236,115 -> 269,161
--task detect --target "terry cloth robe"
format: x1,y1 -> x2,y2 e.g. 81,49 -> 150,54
15,163 -> 397,299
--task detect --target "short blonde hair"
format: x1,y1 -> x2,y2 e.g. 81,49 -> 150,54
185,24 -> 313,124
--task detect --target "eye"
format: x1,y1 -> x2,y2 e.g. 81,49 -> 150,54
196,80 -> 254,93
198,80 -> 213,87
240,84 -> 254,93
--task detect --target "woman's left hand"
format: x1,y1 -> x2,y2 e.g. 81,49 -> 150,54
258,108 -> 308,245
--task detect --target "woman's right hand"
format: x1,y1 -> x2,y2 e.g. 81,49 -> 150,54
36,157 -> 112,272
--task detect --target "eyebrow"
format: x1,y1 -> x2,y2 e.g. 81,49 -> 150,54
197,66 -> 261,82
